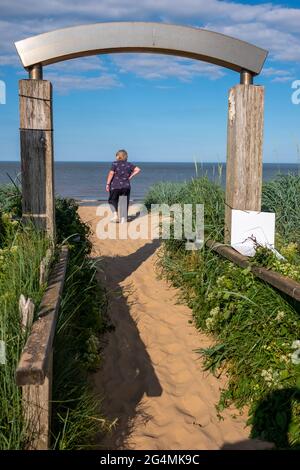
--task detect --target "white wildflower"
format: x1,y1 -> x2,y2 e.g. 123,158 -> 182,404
216,276 -> 225,286
210,306 -> 220,318
207,292 -> 214,301
275,311 -> 285,322
261,369 -> 273,382
205,317 -> 215,331
291,340 -> 300,349
261,368 -> 280,387
279,355 -> 289,364
291,349 -> 300,365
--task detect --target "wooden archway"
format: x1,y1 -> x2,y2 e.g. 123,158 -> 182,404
15,22 -> 268,240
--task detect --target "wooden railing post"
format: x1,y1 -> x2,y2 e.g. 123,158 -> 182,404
22,351 -> 53,450
225,84 -> 264,243
16,246 -> 68,450
19,79 -> 55,240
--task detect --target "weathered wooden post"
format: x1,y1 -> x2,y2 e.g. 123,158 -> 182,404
16,246 -> 69,450
225,70 -> 264,243
19,65 -> 55,240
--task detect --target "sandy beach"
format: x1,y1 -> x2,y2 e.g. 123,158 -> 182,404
78,205 -> 272,450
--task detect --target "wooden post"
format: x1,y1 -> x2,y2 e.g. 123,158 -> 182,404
225,84 -> 264,243
22,351 -> 53,450
19,80 -> 55,240
16,247 -> 69,449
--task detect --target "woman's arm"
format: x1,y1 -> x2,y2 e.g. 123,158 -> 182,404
129,166 -> 141,180
106,170 -> 114,192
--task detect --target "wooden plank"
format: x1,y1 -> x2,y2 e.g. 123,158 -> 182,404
16,246 -> 69,386
206,240 -> 300,302
225,84 -> 264,243
22,351 -> 53,450
19,79 -> 55,239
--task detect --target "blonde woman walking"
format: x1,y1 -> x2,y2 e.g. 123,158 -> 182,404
106,149 -> 141,223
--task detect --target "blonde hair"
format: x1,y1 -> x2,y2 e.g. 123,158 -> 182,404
116,149 -> 128,161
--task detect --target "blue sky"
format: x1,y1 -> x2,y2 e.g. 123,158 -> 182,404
0,0 -> 300,163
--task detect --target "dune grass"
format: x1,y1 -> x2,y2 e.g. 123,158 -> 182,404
0,216 -> 49,449
51,196 -> 111,449
146,173 -> 300,448
52,198 -> 110,450
0,187 -> 110,449
262,174 -> 300,244
145,176 -> 224,241
51,250 -> 110,449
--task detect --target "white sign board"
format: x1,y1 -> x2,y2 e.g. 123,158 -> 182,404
231,210 -> 275,257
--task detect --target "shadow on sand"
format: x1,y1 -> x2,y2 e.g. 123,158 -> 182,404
93,239 -> 162,449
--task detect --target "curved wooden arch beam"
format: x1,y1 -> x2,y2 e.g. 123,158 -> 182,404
15,22 -> 268,76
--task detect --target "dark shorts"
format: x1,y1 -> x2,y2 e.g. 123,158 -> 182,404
108,187 -> 130,212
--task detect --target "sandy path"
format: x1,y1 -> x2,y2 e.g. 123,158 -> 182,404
79,205 -> 271,450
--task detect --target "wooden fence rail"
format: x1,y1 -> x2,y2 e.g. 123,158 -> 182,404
206,240 -> 300,302
16,245 -> 69,449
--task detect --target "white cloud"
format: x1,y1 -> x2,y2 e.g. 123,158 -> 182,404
262,67 -> 295,83
46,72 -> 122,93
112,54 -> 225,81
272,76 -> 294,83
204,21 -> 300,62
0,54 -> 21,67
1,1 -> 300,31
0,0 -> 299,86
50,56 -> 107,73
262,67 -> 293,78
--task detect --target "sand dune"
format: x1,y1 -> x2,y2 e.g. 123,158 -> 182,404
79,206 -> 272,450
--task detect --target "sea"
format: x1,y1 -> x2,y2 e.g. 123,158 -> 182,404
0,162 -> 299,203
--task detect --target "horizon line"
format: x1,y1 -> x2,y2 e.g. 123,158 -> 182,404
1,160 -> 300,165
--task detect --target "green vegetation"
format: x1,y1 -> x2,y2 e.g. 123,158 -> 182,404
0,215 -> 49,449
145,176 -> 225,241
2,171 -> 300,449
0,182 -> 22,217
0,186 -> 109,449
52,197 -> 110,449
146,174 -> 300,448
251,243 -> 300,282
262,174 -> 300,244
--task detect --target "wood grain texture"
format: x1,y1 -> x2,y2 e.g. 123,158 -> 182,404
225,84 -> 264,243
19,79 -> 55,239
16,246 -> 69,386
20,80 -> 52,130
22,351 -> 53,450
